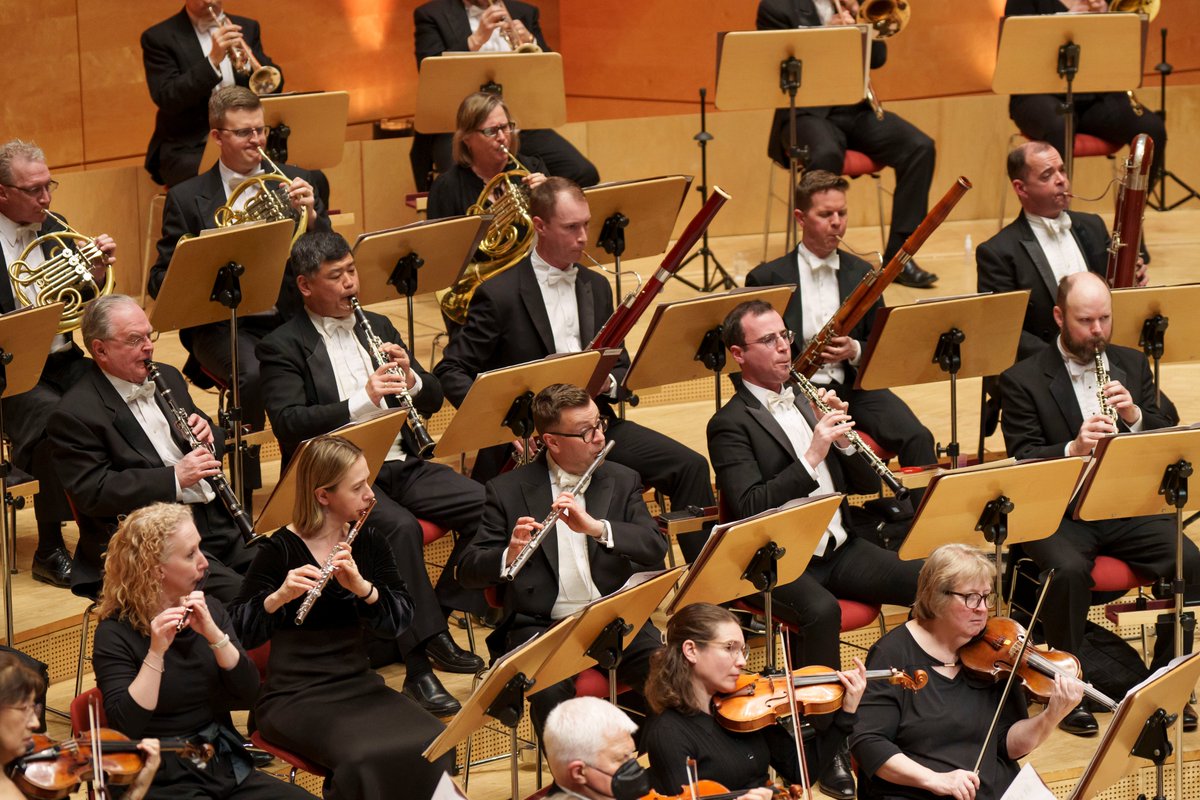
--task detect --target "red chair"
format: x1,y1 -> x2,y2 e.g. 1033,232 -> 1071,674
68,688 -> 109,800
245,644 -> 329,784
997,132 -> 1123,229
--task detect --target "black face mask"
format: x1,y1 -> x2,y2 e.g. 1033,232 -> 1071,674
606,758 -> 652,800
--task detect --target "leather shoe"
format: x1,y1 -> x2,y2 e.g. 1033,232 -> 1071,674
1184,703 -> 1197,732
425,631 -> 484,674
1058,704 -> 1099,737
892,260 -> 938,289
817,741 -> 856,800
31,547 -> 72,589
403,671 -> 462,717
243,744 -> 275,768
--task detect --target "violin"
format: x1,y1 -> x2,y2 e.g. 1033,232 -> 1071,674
12,729 -> 214,800
713,666 -> 929,732
639,779 -> 804,800
958,617 -> 1117,710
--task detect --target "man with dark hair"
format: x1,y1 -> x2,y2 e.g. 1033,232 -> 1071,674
434,177 -> 715,559
746,170 -> 935,469
756,0 -> 938,289
708,299 -> 921,799
1000,270 -> 1199,736
141,0 -> 283,187
256,230 -> 484,716
458,383 -> 666,735
0,139 -> 117,587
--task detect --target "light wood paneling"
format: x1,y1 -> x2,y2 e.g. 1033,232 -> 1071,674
361,137 -> 421,234
52,165 -> 146,305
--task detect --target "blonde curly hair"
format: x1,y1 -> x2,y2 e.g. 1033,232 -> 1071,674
96,503 -> 195,636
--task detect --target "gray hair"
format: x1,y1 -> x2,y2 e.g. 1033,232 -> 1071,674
81,294 -> 141,355
0,140 -> 46,185
543,697 -> 637,770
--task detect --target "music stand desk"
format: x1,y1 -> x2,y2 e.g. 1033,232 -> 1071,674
714,27 -> 867,111
416,53 -> 566,134
352,216 -> 490,306
200,91 -> 350,172
582,176 -> 692,265
1110,284 -> 1200,363
1075,426 -> 1200,520
993,13 -> 1146,96
0,304 -> 63,397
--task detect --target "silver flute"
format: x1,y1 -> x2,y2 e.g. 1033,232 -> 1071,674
1094,347 -> 1119,424
789,368 -> 909,500
295,498 -> 377,625
347,296 -> 436,458
144,360 -> 262,545
501,440 -> 615,581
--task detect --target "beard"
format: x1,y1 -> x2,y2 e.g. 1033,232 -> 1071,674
1061,327 -> 1108,362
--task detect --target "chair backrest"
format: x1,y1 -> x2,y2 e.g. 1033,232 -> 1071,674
70,687 -> 107,738
246,642 -> 270,683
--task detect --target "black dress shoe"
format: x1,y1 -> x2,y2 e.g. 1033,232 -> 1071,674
403,671 -> 462,717
243,744 -> 275,768
817,741 -> 856,800
425,631 -> 484,674
31,547 -> 72,588
1184,703 -> 1197,732
892,260 -> 938,289
1058,704 -> 1099,737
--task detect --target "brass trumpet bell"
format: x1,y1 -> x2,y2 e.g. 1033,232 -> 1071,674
1109,0 -> 1160,20
858,0 -> 910,39
9,231 -> 116,335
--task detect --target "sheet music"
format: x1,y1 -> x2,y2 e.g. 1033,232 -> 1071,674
999,763 -> 1055,800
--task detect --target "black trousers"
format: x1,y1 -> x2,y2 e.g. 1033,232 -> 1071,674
820,379 -> 937,468
770,103 -> 936,246
143,752 -> 312,800
409,129 -> 600,192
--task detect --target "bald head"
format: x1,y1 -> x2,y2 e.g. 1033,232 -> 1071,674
1054,271 -> 1112,362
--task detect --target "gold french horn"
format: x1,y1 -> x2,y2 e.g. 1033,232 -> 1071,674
213,148 -> 308,246
8,210 -> 115,334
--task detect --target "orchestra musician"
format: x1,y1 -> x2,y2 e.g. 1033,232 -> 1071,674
230,435 -> 453,800
256,231 -> 485,716
541,697 -> 649,800
412,0 -> 599,190
433,177 -> 717,528
998,270 -> 1199,736
746,170 -> 936,470
851,543 -> 1084,800
48,295 -> 252,602
643,602 -> 864,800
756,0 -> 939,289
457,383 -> 668,734
92,502 -> 310,799
708,299 -> 922,800
426,92 -> 549,221
141,0 -> 283,188
0,139 -> 116,589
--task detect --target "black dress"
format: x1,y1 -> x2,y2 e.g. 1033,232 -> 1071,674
230,526 -> 452,800
92,597 -> 310,800
850,623 -> 1027,800
426,155 -> 548,220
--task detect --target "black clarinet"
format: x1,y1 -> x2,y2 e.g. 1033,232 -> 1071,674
144,360 -> 262,545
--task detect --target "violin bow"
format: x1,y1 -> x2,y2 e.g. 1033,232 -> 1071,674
780,629 -> 813,800
88,697 -> 108,800
971,568 -> 1056,775
685,756 -> 700,800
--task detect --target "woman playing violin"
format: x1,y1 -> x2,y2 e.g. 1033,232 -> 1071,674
850,544 -> 1083,800
642,603 -> 866,799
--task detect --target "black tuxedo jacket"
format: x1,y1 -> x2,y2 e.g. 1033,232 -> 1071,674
48,361 -> 226,591
433,256 -> 630,408
707,375 -> 880,523
140,9 -> 280,185
457,456 -> 666,620
976,210 -> 1109,362
998,343 -> 1176,462
1005,0 -> 1069,15
256,308 -> 444,465
413,0 -> 550,65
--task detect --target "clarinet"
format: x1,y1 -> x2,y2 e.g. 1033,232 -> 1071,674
789,369 -> 909,500
347,296 -> 436,458
295,498 -> 377,625
1094,348 -> 1119,425
501,440 -> 615,581
144,360 -> 262,545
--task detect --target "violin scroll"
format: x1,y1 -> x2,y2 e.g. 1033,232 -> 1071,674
888,668 -> 928,692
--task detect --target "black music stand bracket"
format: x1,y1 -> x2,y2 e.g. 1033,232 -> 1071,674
693,325 -> 726,412
209,261 -> 247,497
480,79 -> 503,96
598,213 -> 628,259
265,122 -> 291,164
1132,707 -> 1175,800
743,540 -> 787,675
933,327 -> 965,468
780,56 -> 809,253
485,672 -> 536,729
210,261 -> 245,309
1159,459 -> 1191,509
1057,41 -> 1081,179
388,251 -> 426,350
502,390 -> 537,456
1140,313 -> 1168,405
976,494 -> 1014,599
585,617 -> 634,705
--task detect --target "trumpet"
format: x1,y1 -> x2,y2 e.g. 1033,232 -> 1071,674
295,499 -> 377,625
490,0 -> 542,53
206,3 -> 282,95
502,440 -> 615,581
348,296 -> 436,458
1094,347 -> 1119,425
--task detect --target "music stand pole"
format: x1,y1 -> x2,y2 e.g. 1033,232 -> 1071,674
0,350 -> 13,644
1057,41 -> 1080,181
388,252 -> 425,352
744,541 -> 786,675
211,262 -> 247,500
694,326 -> 725,415
933,328 -> 965,469
1147,28 -> 1198,211
1158,458 -> 1189,800
781,57 -> 807,253
675,89 -> 734,293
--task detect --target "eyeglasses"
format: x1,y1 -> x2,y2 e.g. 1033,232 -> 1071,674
218,126 -> 268,140
107,331 -> 158,348
545,417 -> 609,444
2,180 -> 59,198
477,122 -> 518,139
700,640 -> 749,658
944,590 -> 996,610
0,703 -> 42,717
745,329 -> 795,348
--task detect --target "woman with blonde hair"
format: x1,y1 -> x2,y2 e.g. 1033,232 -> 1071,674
92,503 -> 305,799
230,435 -> 451,800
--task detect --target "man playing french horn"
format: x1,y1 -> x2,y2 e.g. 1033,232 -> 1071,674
0,139 -> 117,588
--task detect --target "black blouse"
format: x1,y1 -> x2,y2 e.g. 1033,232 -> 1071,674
426,154 -> 549,220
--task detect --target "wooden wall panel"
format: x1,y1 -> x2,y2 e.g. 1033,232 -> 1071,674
52,166 -> 146,304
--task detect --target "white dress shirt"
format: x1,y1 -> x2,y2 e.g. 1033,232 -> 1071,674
545,454 -> 613,620
217,160 -> 266,212
0,212 -> 74,354
464,0 -> 515,52
1056,337 -> 1142,456
1026,211 -> 1088,286
795,243 -> 861,386
191,13 -> 236,90
531,246 -> 581,353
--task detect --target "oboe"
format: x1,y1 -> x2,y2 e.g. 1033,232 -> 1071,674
144,360 -> 262,545
1094,348 -> 1119,425
295,498 -> 376,625
347,296 -> 436,458
501,440 -> 615,581
789,369 -> 909,500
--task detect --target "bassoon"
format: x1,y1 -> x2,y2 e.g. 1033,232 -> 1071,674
1106,134 -> 1154,289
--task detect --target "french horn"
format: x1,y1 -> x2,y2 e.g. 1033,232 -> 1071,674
9,210 -> 115,334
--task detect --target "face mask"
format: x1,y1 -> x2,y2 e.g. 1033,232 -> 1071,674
586,758 -> 651,800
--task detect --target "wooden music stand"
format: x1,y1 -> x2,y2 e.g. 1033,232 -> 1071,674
199,91 -> 350,172
1110,284 -> 1200,405
252,409 -> 408,534
669,495 -> 842,673
351,216 -> 490,349
856,291 -> 1028,468
715,27 -> 866,250
433,352 -> 605,459
415,53 -> 566,135
623,286 -> 793,412
898,458 -> 1085,604
993,13 -> 1146,178
0,303 -> 64,642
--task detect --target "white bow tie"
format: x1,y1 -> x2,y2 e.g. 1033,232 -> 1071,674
766,386 -> 796,413
1065,355 -> 1094,380
545,266 -> 578,289
320,315 -> 357,337
226,169 -> 264,191
1044,214 -> 1072,237
15,222 -> 41,242
126,382 -> 157,403
549,460 -> 590,495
